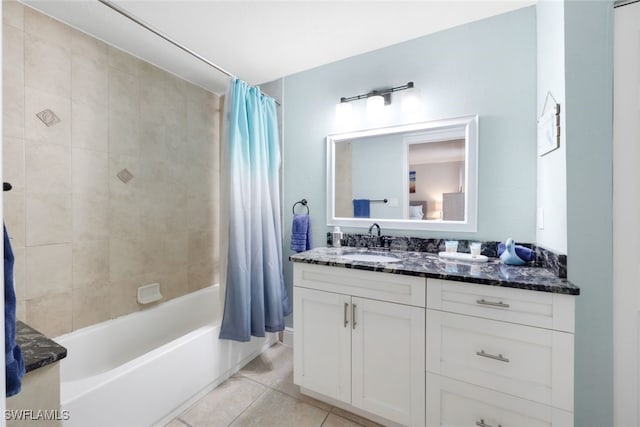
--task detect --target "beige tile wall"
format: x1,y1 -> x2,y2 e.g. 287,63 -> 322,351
2,1 -> 220,337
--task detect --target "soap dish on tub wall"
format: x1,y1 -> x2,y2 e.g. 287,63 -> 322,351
137,283 -> 163,305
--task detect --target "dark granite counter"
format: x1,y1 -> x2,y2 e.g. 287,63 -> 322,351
290,247 -> 579,296
15,321 -> 67,373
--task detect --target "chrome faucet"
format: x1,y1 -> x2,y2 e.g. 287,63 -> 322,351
367,223 -> 381,249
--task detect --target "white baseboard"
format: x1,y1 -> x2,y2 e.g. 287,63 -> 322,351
282,327 -> 294,347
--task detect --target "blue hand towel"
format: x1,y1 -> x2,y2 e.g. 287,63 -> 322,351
353,199 -> 370,218
4,224 -> 24,397
498,239 -> 535,263
290,214 -> 311,253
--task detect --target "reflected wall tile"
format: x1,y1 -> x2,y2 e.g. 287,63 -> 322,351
26,291 -> 72,337
109,238 -> 143,282
108,46 -> 141,76
109,154 -> 139,199
109,108 -> 139,156
15,300 -> 26,323
72,192 -> 109,241
3,192 -> 25,247
187,198 -> 216,233
3,22 -> 24,84
12,246 -> 25,302
109,274 -> 145,319
72,54 -> 108,107
24,6 -> 71,46
73,286 -> 109,330
160,268 -> 189,301
25,243 -> 72,299
163,232 -> 189,271
139,115 -> 166,162
188,262 -> 217,292
25,139 -> 70,193
71,30 -> 107,63
24,87 -> 71,146
71,100 -> 108,152
72,148 -> 108,195
25,192 -> 72,246
188,230 -> 215,266
3,137 -> 25,193
109,68 -> 139,114
3,0 -> 24,29
24,32 -> 71,98
109,194 -> 140,240
4,79 -> 25,139
72,239 -> 109,290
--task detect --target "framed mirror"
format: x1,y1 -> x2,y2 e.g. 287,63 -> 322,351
327,115 -> 478,232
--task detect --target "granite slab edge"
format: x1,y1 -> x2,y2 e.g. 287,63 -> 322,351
290,247 -> 579,296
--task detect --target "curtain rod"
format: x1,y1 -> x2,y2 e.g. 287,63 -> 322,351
97,0 -> 236,79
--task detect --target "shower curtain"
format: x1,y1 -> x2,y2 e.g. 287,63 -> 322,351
219,78 -> 291,342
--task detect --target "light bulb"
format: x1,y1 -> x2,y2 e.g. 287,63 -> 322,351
335,101 -> 352,123
366,95 -> 385,117
401,87 -> 420,113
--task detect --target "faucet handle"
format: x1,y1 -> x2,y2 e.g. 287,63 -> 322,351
381,236 -> 395,250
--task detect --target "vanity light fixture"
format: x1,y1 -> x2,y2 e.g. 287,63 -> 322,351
336,82 -> 417,119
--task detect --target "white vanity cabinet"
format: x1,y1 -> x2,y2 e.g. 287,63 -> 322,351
293,264 -> 426,426
425,279 -> 575,427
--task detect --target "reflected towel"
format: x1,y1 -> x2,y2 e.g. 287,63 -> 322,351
291,214 -> 311,253
353,199 -> 370,218
4,224 -> 24,397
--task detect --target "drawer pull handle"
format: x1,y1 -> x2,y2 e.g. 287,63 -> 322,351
476,299 -> 510,308
344,303 -> 349,328
476,419 -> 502,427
352,304 -> 357,330
476,350 -> 510,363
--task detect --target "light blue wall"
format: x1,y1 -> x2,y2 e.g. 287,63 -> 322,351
564,1 -> 613,426
351,134 -> 404,219
282,6 -> 537,324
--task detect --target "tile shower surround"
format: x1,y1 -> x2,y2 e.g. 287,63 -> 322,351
327,232 -> 568,278
2,2 -> 221,337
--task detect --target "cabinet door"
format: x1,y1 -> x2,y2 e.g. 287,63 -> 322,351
351,297 -> 426,426
293,287 -> 351,404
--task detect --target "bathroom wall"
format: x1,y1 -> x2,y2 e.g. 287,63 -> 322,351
536,0 -> 567,254
282,6 -> 537,326
2,2 -> 220,337
564,2 -> 614,427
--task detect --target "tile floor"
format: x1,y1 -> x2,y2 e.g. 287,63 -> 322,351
166,343 -> 383,427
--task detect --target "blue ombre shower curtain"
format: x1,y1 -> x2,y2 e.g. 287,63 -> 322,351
219,79 -> 291,342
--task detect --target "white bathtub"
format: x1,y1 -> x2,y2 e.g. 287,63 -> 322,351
56,285 -> 277,427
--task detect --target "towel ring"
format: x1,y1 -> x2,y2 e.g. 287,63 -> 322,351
292,199 -> 309,215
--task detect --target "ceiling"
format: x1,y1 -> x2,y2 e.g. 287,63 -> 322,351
22,0 -> 536,94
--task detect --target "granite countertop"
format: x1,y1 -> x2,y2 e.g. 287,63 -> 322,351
290,247 -> 579,295
15,321 -> 67,373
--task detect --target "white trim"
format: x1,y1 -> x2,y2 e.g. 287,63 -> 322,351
282,327 -> 294,347
327,115 -> 478,232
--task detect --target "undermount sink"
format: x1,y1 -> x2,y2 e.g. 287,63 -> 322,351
341,252 -> 401,263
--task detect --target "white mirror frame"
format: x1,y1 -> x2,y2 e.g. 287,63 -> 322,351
327,115 -> 478,232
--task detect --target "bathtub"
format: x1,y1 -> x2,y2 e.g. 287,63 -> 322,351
56,285 -> 277,427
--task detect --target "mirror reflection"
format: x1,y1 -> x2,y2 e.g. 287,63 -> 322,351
328,116 -> 478,232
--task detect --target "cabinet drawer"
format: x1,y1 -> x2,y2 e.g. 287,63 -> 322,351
426,279 -> 574,332
294,263 -> 426,307
426,373 -> 573,427
426,310 -> 574,411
